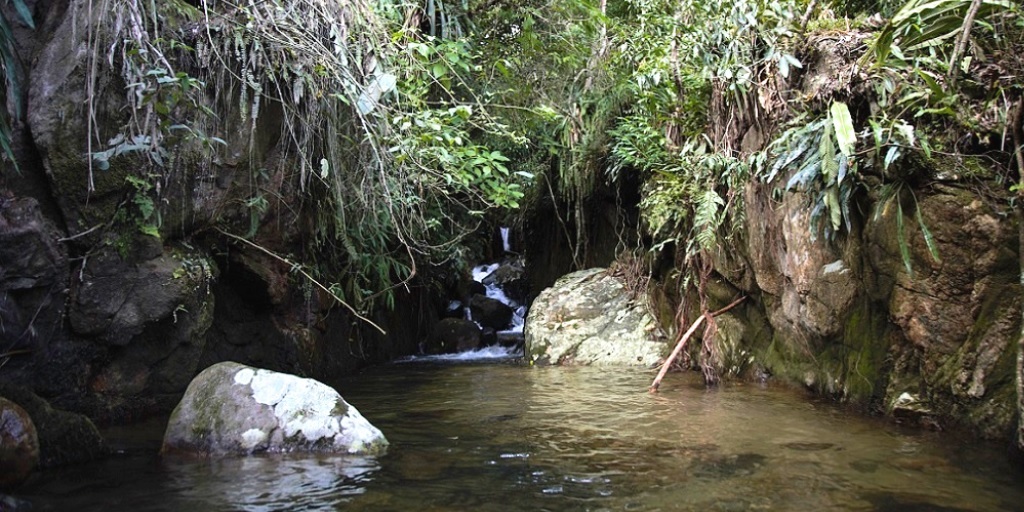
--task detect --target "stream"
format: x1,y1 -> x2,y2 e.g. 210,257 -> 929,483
10,350 -> 1024,511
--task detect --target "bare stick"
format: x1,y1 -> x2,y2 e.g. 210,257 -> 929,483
1012,96 -> 1023,177
946,0 -> 983,91
215,228 -> 387,335
649,295 -> 746,392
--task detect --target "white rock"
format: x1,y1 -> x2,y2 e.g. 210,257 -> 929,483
162,362 -> 388,456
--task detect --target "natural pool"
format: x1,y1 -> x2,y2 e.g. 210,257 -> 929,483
11,351 -> 1024,511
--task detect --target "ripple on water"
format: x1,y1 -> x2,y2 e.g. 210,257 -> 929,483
13,363 -> 1024,512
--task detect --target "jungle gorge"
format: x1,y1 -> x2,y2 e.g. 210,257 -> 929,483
1,0 -> 1024,509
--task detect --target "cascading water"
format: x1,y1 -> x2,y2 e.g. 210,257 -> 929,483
420,227 -> 528,360
471,262 -> 526,334
500,226 -> 511,253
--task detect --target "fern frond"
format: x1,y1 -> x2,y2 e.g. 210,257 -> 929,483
694,188 -> 725,251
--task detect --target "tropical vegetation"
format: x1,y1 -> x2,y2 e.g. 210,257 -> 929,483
1,0 -> 1022,375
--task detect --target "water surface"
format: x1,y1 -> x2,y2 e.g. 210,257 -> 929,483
11,354 -> 1024,511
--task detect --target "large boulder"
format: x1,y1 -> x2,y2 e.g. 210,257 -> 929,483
469,294 -> 514,331
525,268 -> 667,366
162,362 -> 387,456
0,397 -> 38,488
426,318 -> 482,354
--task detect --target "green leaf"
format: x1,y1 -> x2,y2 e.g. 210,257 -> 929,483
11,0 -> 33,28
895,197 -> 913,277
884,146 -> 900,170
830,102 -> 856,157
819,124 -> 838,184
913,196 -> 941,263
139,224 -> 161,238
825,187 -> 841,231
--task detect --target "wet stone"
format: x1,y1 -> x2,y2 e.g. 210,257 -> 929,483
781,442 -> 835,451
690,452 -> 766,479
0,397 -> 39,488
849,460 -> 880,473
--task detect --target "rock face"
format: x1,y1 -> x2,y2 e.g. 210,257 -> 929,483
525,268 -> 667,366
0,397 -> 39,488
0,0 -> 431,426
162,362 -> 387,456
689,179 -> 1020,441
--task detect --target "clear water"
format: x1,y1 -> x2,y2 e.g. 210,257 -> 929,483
10,358 -> 1024,511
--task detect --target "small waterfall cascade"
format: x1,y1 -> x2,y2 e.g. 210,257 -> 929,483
471,262 -> 526,334
500,226 -> 511,253
439,227 -> 528,355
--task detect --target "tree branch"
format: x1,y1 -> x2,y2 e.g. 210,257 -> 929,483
649,295 -> 747,392
215,227 -> 387,335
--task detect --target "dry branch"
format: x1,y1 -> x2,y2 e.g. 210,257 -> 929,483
215,228 -> 387,335
648,295 -> 747,392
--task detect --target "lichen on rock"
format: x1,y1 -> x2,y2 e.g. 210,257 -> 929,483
525,268 -> 667,366
162,361 -> 387,457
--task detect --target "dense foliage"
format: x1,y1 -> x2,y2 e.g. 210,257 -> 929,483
1,0 -> 1021,341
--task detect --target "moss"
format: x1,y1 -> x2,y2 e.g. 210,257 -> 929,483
915,153 -> 996,181
330,399 -> 350,418
646,284 -> 677,335
926,284 -> 1020,438
755,300 -> 889,402
760,333 -> 813,385
839,303 -> 890,401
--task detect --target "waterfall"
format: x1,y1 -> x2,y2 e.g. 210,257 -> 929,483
471,263 -> 526,334
500,226 -> 511,253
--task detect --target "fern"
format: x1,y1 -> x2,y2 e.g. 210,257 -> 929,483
694,188 -> 725,252
761,104 -> 860,238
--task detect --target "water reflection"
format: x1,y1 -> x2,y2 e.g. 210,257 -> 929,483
161,454 -> 379,511
14,451 -> 379,511
12,362 -> 1024,511
341,364 -> 1024,511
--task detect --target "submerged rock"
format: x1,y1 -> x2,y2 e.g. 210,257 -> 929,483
0,385 -> 105,468
525,268 -> 667,366
889,392 -> 940,430
0,397 -> 39,488
162,362 -> 387,456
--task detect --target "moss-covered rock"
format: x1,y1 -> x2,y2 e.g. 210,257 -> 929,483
0,386 -> 105,468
